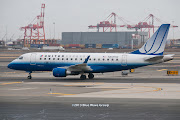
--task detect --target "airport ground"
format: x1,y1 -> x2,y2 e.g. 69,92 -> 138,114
0,49 -> 180,120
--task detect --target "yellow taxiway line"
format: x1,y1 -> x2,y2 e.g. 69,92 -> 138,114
0,57 -> 17,58
0,82 -> 22,85
157,69 -> 168,71
48,93 -> 76,96
0,54 -> 21,56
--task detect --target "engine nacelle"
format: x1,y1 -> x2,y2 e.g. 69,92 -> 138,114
53,68 -> 67,77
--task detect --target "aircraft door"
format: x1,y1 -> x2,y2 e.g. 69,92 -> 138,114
121,54 -> 127,66
30,53 -> 36,65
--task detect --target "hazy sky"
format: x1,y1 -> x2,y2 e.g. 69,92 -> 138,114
0,0 -> 180,41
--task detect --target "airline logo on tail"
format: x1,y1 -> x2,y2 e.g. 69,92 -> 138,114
131,24 -> 170,55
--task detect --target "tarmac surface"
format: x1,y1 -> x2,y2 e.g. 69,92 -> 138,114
0,50 -> 180,120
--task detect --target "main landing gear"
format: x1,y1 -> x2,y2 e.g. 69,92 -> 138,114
80,75 -> 86,80
88,73 -> 94,79
80,73 -> 94,80
27,72 -> 32,79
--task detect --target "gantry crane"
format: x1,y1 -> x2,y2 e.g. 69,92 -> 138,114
88,12 -> 129,32
20,3 -> 45,47
88,13 -> 178,39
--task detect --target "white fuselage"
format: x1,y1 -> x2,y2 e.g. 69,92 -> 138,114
8,52 -> 159,73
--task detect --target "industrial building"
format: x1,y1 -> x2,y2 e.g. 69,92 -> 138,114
62,31 -> 148,48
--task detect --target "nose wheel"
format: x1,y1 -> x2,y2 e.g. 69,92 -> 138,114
27,73 -> 32,79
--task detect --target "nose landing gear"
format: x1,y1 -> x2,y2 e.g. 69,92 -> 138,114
27,72 -> 32,79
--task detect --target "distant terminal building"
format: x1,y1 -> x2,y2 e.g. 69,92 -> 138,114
62,32 -> 148,48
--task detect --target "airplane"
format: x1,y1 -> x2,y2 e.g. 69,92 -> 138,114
8,24 -> 173,80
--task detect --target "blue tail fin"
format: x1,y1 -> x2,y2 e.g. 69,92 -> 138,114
130,24 -> 170,55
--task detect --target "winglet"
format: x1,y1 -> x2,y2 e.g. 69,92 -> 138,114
83,56 -> 90,63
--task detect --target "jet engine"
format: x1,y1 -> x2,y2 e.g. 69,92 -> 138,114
53,68 -> 67,77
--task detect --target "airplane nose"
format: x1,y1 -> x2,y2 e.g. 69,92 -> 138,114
7,63 -> 13,69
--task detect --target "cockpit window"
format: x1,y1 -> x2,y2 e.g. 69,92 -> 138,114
19,56 -> 23,60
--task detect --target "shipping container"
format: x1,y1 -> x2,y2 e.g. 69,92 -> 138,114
43,46 -> 65,50
48,43 -> 61,46
79,44 -> 85,48
64,44 -> 69,48
102,44 -> 119,48
69,44 -> 80,48
96,44 -> 102,48
30,44 -> 48,48
85,44 -> 96,48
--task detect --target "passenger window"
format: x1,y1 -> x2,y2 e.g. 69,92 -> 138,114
44,58 -> 46,60
53,58 -> 55,60
62,55 -> 64,57
49,58 -> 51,60
116,59 -> 118,61
48,55 -> 50,57
66,58 -> 68,60
80,58 -> 82,60
45,55 -> 47,57
107,59 -> 109,61
62,58 -> 64,60
103,59 -> 105,61
98,58 -> 100,61
71,58 -> 73,60
75,58 -> 77,60
58,55 -> 60,57
112,59 -> 113,61
52,55 -> 53,57
40,58 -> 42,60
57,58 -> 59,60
94,58 -> 96,61
55,55 -> 56,57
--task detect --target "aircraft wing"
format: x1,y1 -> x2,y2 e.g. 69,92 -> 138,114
67,63 -> 92,72
62,55 -> 92,72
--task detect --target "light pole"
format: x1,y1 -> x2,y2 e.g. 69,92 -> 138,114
53,22 -> 55,39
131,34 -> 135,49
172,21 -> 174,40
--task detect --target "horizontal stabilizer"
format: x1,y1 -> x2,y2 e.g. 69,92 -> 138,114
145,56 -> 164,62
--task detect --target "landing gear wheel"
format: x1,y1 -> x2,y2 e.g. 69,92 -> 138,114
27,76 -> 32,79
80,75 -> 86,80
88,73 -> 94,79
27,73 -> 32,79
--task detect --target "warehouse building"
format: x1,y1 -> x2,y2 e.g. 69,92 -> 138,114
62,32 -> 148,48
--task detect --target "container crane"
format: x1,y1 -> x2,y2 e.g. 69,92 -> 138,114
126,14 -> 178,38
88,12 -> 129,32
88,13 -> 178,39
20,3 -> 45,47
